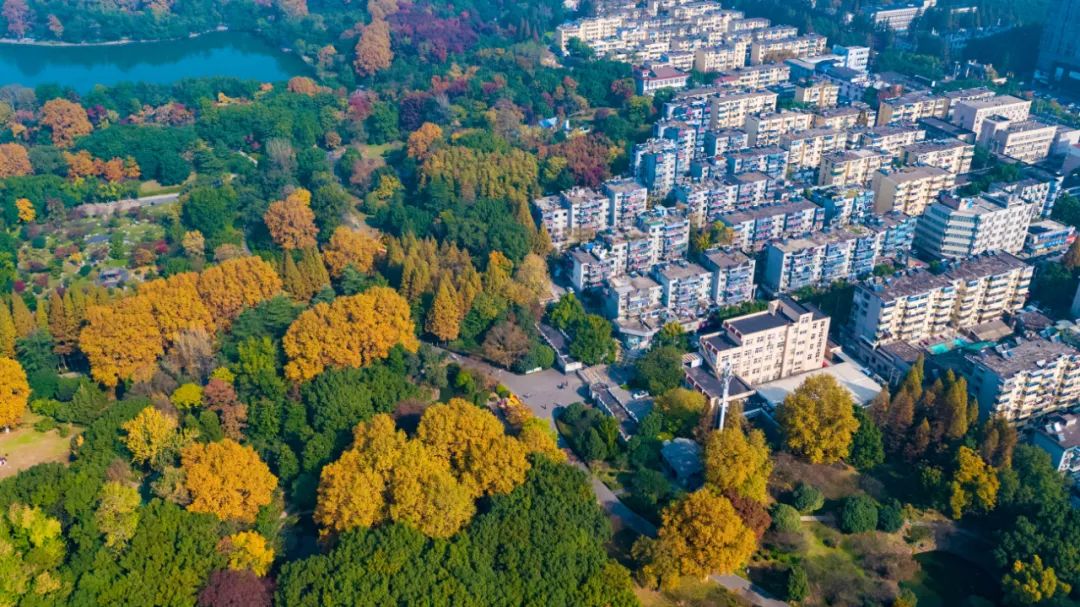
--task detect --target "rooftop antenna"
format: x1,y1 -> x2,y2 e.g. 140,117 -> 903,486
716,360 -> 733,430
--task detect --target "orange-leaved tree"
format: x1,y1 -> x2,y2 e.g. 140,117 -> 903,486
0,356 -> 29,428
264,188 -> 318,250
321,226 -> 382,277
79,296 -> 164,388
181,439 -> 277,523
40,98 -> 92,148
138,272 -> 215,343
0,142 -> 31,177
282,286 -> 418,382
195,256 -> 282,328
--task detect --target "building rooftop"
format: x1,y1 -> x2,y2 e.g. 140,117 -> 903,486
755,362 -> 883,407
966,337 -> 1079,379
903,138 -> 971,155
603,177 -> 646,194
1036,411 -> 1080,450
860,252 -> 1029,301
701,247 -> 753,270
719,198 -> 817,223
876,164 -> 951,183
656,261 -> 710,280
661,438 -> 703,482
955,94 -> 1028,111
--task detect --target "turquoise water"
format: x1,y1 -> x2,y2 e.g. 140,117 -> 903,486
928,338 -> 994,355
0,32 -> 309,91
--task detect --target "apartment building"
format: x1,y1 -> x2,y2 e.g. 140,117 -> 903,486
782,127 -> 846,171
633,138 -> 678,196
902,139 -> 975,174
603,274 -> 664,321
726,146 -> 790,179
982,119 -> 1057,164
654,261 -> 713,317
966,338 -> 1080,424
604,178 -> 649,229
914,194 -> 1036,260
995,177 -> 1062,218
1032,412 -> 1080,483
762,216 -> 916,293
850,252 -> 1032,347
694,45 -> 743,73
811,187 -> 874,226
676,173 -> 776,225
1023,219 -> 1075,259
951,94 -> 1032,136
598,227 -> 660,276
877,92 -> 951,126
942,87 -> 996,118
555,16 -> 623,52
794,79 -> 840,109
819,149 -> 892,187
857,124 -> 927,157
636,64 -> 691,95
745,111 -> 815,146
871,165 -> 956,216
719,199 -> 825,251
656,121 -> 697,176
638,207 -> 691,262
702,128 -> 749,158
832,44 -> 870,72
696,296 -> 831,386
701,247 -> 757,307
534,186 -> 615,250
750,34 -> 828,64
814,104 -> 877,130
708,90 -> 779,129
867,4 -> 923,32
715,63 -> 791,89
569,248 -> 615,291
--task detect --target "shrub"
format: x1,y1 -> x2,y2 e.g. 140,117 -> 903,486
787,565 -> 809,601
839,495 -> 878,534
771,503 -> 802,533
791,482 -> 824,514
877,499 -> 904,533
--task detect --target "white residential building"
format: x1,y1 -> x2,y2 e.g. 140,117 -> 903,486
914,194 -> 1036,260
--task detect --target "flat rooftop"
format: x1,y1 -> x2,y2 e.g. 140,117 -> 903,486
755,361 -> 883,407
860,252 -> 1029,301
966,337 -> 1079,378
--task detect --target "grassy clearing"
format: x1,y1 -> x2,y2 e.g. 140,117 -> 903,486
0,414 -> 78,479
635,578 -> 750,607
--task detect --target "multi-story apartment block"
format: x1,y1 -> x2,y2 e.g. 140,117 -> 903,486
653,261 -> 713,317
819,149 -> 892,187
694,45 -> 743,73
745,111 -> 815,146
598,227 -> 659,276
794,79 -> 840,109
676,173 -> 777,225
604,178 -> 649,229
811,187 -> 875,226
750,34 -> 828,64
728,17 -> 771,33
856,124 -> 927,157
914,194 -> 1036,260
1032,411 -> 1080,483
850,252 -> 1032,347
555,16 -> 623,53
633,138 -> 679,197
603,274 -> 664,321
966,338 -> 1080,424
707,90 -> 779,129
901,139 -> 975,174
701,248 -> 757,307
656,121 -> 697,175
563,186 -> 611,239
635,64 -> 691,95
727,146 -> 790,179
751,25 -> 800,41
832,45 -> 870,72
782,127 -> 845,172
942,87 -> 996,118
762,215 -> 916,293
951,94 -> 1032,136
695,296 -> 830,386
814,104 -> 876,130
995,177 -> 1062,218
702,128 -> 749,158
1023,219 -> 1075,259
534,194 -> 571,249
719,199 -> 825,251
638,207 -> 691,262
715,63 -> 791,89
569,248 -> 615,291
871,165 -> 956,216
866,3 -> 924,32
982,119 -> 1057,164
877,92 -> 951,126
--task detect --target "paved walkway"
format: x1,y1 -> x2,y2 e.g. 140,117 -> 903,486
76,192 -> 180,217
712,575 -> 790,607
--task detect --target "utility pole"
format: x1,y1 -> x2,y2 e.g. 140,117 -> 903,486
716,360 -> 733,430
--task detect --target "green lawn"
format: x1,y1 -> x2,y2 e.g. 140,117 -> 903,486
901,552 -> 999,607
636,578 -> 750,607
0,415 -> 78,479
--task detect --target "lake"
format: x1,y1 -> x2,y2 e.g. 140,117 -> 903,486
0,31 -> 310,91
